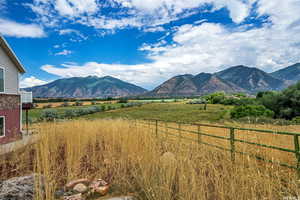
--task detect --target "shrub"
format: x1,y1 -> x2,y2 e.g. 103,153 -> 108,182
118,99 -> 128,103
101,105 -> 106,111
204,92 -> 226,104
64,106 -> 102,118
40,110 -> 59,121
230,105 -> 274,119
221,97 -> 257,106
73,101 -> 83,106
42,104 -> 52,109
292,116 -> 300,124
64,110 -> 78,118
188,99 -> 207,104
60,102 -> 69,107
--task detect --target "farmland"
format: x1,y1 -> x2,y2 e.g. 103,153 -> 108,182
26,101 -> 233,124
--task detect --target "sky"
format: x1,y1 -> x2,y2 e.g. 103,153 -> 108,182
0,0 -> 300,90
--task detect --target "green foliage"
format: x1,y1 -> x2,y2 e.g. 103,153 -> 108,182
258,82 -> 300,119
73,101 -> 83,106
40,110 -> 59,121
204,92 -> 226,104
118,98 -> 128,103
292,116 -> 300,124
221,97 -> 257,106
60,102 -> 69,107
234,92 -> 247,98
42,104 -> 52,109
230,105 -> 274,119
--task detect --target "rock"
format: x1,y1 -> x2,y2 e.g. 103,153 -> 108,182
0,174 -> 45,200
89,179 -> 110,196
54,189 -> 65,199
63,193 -> 83,200
73,183 -> 88,193
94,186 -> 110,196
65,178 -> 90,190
103,196 -> 135,200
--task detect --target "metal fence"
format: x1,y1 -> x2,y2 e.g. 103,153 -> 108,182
138,119 -> 300,171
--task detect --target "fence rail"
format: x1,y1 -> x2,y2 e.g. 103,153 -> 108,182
138,119 -> 300,171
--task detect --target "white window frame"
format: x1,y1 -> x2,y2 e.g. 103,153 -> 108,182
0,116 -> 5,138
0,66 -> 5,93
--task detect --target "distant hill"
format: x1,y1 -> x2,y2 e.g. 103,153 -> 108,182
216,65 -> 285,92
147,73 -> 244,97
270,63 -> 300,84
23,76 -> 147,98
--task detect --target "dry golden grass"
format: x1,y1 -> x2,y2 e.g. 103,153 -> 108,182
151,120 -> 300,167
1,119 -> 300,199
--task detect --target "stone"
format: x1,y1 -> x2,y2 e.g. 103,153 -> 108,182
94,186 -> 110,196
89,179 -> 110,196
65,178 -> 90,190
73,183 -> 88,193
103,196 -> 135,200
54,189 -> 65,199
63,193 -> 83,200
0,174 -> 45,200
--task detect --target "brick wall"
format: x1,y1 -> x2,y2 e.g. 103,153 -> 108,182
0,94 -> 21,144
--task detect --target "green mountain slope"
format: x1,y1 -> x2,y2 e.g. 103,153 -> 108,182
24,76 -> 147,98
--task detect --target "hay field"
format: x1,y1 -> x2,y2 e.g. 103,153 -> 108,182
1,119 -> 299,200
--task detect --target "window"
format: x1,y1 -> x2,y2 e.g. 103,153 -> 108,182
0,117 -> 4,137
0,68 -> 4,92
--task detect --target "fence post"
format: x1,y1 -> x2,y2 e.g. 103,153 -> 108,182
155,120 -> 158,138
197,125 -> 202,144
230,128 -> 235,162
294,135 -> 300,175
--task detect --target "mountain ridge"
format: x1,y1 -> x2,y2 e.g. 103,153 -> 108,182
24,76 -> 147,98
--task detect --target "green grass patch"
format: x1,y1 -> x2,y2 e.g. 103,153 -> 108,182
81,103 -> 233,123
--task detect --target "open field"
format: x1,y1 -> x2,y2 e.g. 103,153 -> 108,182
1,119 -> 299,200
82,102 -> 233,123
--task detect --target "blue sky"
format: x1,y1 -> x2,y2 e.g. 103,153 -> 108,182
0,0 -> 300,89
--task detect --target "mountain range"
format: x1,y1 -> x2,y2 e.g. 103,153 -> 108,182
24,63 -> 300,98
23,76 -> 147,98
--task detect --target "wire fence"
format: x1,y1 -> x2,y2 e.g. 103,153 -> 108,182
138,119 -> 300,171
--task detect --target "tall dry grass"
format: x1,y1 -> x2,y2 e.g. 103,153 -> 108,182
1,119 -> 300,199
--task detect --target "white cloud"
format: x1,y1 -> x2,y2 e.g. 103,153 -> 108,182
58,28 -> 87,40
21,76 -> 48,88
28,0 -> 252,32
0,19 -> 46,38
143,26 -> 165,32
55,0 -> 98,17
54,49 -> 73,56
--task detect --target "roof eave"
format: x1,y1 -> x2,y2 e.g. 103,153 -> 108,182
0,36 -> 26,74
